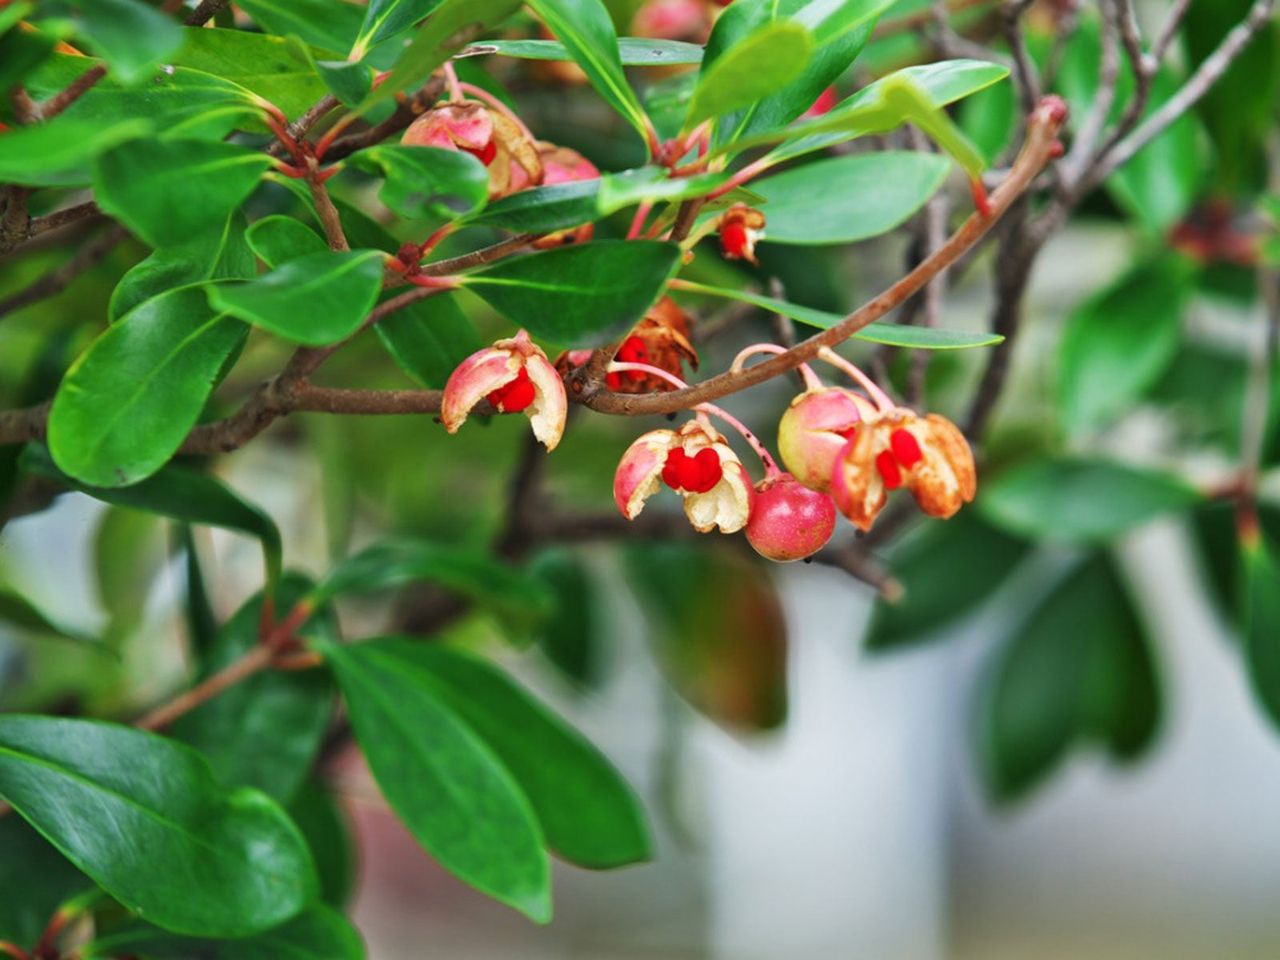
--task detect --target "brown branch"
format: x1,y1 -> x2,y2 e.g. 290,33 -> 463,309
0,187 -> 30,254
1082,0 -> 1276,192
419,234 -> 536,276
134,643 -> 274,730
24,201 -> 102,245
184,0 -> 231,26
0,225 -> 126,320
39,64 -> 108,120
308,176 -> 350,252
578,97 -> 1066,418
316,77 -> 447,163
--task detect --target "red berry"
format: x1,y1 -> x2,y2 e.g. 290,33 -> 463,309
889,428 -> 922,468
720,221 -> 750,259
746,474 -> 836,562
876,450 -> 902,490
486,367 -> 535,413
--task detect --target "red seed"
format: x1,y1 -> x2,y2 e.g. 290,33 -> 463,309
687,447 -> 723,493
890,428 -> 922,468
662,448 -> 688,490
720,222 -> 750,259
876,450 -> 902,490
486,367 -> 535,413
462,139 -> 498,166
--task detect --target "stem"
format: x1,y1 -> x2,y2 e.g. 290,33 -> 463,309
607,361 -> 689,391
730,343 -> 822,391
817,347 -> 895,411
457,82 -> 538,143
135,644 -> 275,731
443,62 -> 465,102
626,201 -> 654,240
0,942 -> 29,960
695,402 -> 782,478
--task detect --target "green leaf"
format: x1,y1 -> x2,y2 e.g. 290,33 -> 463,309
595,166 -> 733,216
83,905 -> 363,960
312,540 -> 554,627
463,240 -> 680,342
0,715 -> 317,937
208,250 -> 386,347
529,549 -> 602,689
0,14 -> 58,97
375,292 -> 482,389
288,780 -> 355,908
347,144 -> 489,221
374,0 -> 523,110
526,0 -> 652,144
626,544 -> 787,731
465,36 -> 704,65
754,150 -> 950,244
1059,253 -> 1196,433
173,575 -> 336,803
1243,537 -> 1280,730
245,216 -> 329,269
980,458 -> 1201,543
311,55 -> 375,107
168,27 -> 328,119
464,179 -> 602,234
234,0 -> 364,53
865,512 -> 1030,652
686,21 -> 813,127
47,285 -> 248,487
0,586 -> 105,652
21,444 -> 283,589
357,639 -> 649,867
671,280 -> 1003,348
0,817 -> 92,947
93,139 -> 272,249
353,0 -> 443,56
179,523 -> 219,659
27,55 -> 262,138
977,554 -> 1161,803
65,0 -> 183,83
0,117 -> 151,187
760,58 -> 1010,163
318,640 -> 551,922
110,213 -> 257,322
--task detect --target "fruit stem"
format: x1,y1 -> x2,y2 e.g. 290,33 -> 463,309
816,346 -> 895,412
696,402 -> 783,479
731,343 -> 822,390
457,82 -> 539,144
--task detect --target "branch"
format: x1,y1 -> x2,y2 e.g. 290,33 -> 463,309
578,97 -> 1067,418
1083,0 -> 1276,191
39,64 -> 108,120
184,0 -> 231,26
134,643 -> 275,731
0,225 -> 126,320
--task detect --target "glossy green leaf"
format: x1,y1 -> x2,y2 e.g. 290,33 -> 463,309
0,817 -> 92,947
865,512 -> 1030,652
977,554 -> 1161,803
687,21 -> 813,126
672,280 -> 1004,348
375,292 -> 482,389
0,715 -> 317,937
179,523 -> 219,659
353,0 -> 444,56
173,575 -> 336,803
347,144 -> 489,221
596,166 -> 733,216
21,444 -> 283,588
318,640 -> 551,922
626,544 -> 787,731
209,250 -> 386,346
760,58 -> 1010,163
526,0 -> 651,143
0,117 -> 151,187
245,216 -> 329,269
374,0 -> 522,109
169,27 -> 327,119
755,150 -> 950,244
110,213 -> 257,322
464,179 -> 602,234
312,540 -> 554,626
47,286 -> 248,487
980,458 -> 1201,543
464,240 -> 680,341
234,0 -> 364,53
464,36 -> 704,65
65,0 -> 183,83
288,781 -> 355,908
368,638 -> 649,868
529,549 -> 602,689
93,139 -> 272,249
1243,537 -> 1280,730
27,55 -> 261,138
312,55 -> 375,107
83,905 -> 363,960
1059,253 -> 1196,433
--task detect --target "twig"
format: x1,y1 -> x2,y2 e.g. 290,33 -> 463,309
24,201 -> 102,244
0,226 -> 126,320
185,0 -> 231,26
134,643 -> 275,730
39,64 -> 108,120
1083,0 -> 1276,192
308,176 -> 350,252
1151,0 -> 1194,65
579,98 -> 1066,418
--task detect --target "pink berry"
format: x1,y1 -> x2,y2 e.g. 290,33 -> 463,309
746,473 -> 837,562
